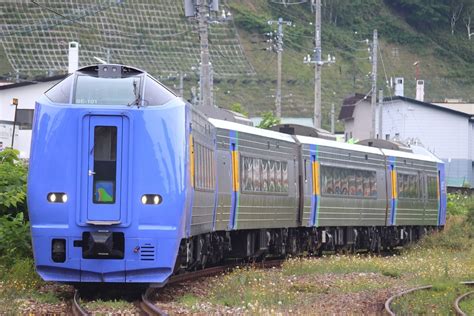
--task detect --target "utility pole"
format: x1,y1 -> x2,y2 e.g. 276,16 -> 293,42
11,98 -> 18,149
370,29 -> 378,139
377,88 -> 383,139
330,103 -> 335,134
304,0 -> 335,129
178,72 -> 185,98
268,17 -> 292,118
184,0 -> 221,108
197,0 -> 212,107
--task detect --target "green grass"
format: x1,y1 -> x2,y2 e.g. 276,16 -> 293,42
84,298 -> 134,310
194,215 -> 474,313
178,293 -> 201,309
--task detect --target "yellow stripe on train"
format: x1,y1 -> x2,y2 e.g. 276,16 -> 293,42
391,169 -> 397,199
189,134 -> 195,188
232,150 -> 239,192
312,161 -> 320,195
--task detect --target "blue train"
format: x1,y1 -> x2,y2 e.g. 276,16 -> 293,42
28,64 -> 447,286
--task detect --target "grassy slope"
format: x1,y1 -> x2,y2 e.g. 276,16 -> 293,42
215,0 -> 473,131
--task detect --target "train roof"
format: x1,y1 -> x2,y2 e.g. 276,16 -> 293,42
295,135 -> 383,155
209,118 -> 296,143
381,148 -> 442,163
209,119 -> 442,164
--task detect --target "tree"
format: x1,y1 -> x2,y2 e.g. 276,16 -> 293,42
387,0 -> 448,30
230,102 -> 248,117
448,0 -> 464,35
257,111 -> 281,129
463,1 -> 474,39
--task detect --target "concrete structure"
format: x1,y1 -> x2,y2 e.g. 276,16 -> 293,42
0,76 -> 65,158
339,93 -> 474,187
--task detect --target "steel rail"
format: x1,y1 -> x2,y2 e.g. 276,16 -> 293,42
140,287 -> 169,316
71,290 -> 89,316
384,285 -> 433,316
454,290 -> 474,316
385,281 -> 474,315
168,259 -> 284,285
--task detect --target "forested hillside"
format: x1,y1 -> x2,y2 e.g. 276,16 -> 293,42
218,0 -> 474,130
1,1 -> 473,131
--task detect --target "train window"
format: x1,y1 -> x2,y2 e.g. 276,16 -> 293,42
269,161 -> 276,192
333,169 -> 341,194
355,171 -> 363,196
282,162 -> 288,192
93,126 -> 117,204
193,143 -> 215,191
240,156 -> 288,194
143,76 -> 176,106
370,173 -> 377,197
262,159 -> 269,191
427,176 -> 437,199
45,74 -> 74,104
75,75 -> 139,105
323,167 -> 334,194
341,169 -> 348,195
363,173 -> 370,197
321,166 -> 377,198
253,158 -> 261,191
348,172 -> 356,196
397,173 -> 419,199
242,157 -> 253,191
275,161 -> 282,192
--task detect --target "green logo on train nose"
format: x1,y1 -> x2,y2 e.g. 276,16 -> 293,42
95,181 -> 114,202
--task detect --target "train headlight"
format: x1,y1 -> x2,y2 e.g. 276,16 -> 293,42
48,193 -> 57,203
141,194 -> 162,205
47,193 -> 68,203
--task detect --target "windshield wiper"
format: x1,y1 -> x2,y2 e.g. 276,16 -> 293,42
128,79 -> 141,107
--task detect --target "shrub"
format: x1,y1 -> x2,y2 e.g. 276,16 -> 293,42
0,212 -> 32,267
446,193 -> 472,216
257,111 -> 280,129
0,148 -> 27,217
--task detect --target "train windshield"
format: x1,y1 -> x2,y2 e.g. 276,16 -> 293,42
74,76 -> 140,105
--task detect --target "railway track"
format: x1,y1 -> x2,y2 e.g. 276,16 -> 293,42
71,290 -> 88,316
72,287 -> 167,316
385,281 -> 474,315
70,259 -> 283,315
454,290 -> 474,316
168,258 -> 283,285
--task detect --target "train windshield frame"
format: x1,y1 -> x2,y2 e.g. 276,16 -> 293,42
74,75 -> 142,106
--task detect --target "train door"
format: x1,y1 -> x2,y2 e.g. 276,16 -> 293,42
85,116 -> 123,224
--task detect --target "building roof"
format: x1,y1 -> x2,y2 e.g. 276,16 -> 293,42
338,93 -> 374,120
340,93 -> 474,121
432,102 -> 474,115
383,95 -> 474,119
0,74 -> 67,91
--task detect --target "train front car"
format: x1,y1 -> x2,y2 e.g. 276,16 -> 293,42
28,64 -> 188,285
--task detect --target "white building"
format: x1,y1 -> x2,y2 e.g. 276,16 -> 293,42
339,93 -> 474,187
0,76 -> 65,158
